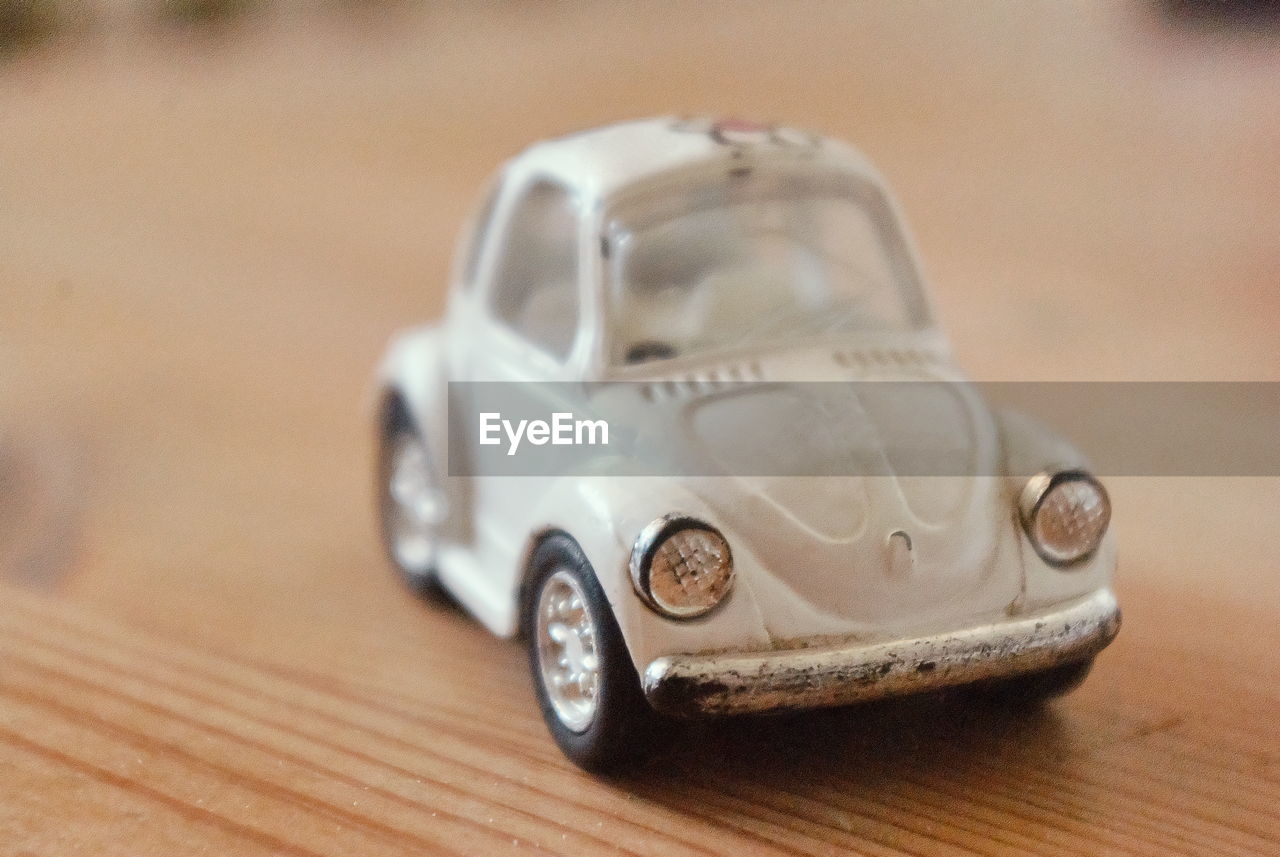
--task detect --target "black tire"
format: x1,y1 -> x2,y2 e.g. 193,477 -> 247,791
523,533 -> 668,772
376,398 -> 440,596
975,657 -> 1095,706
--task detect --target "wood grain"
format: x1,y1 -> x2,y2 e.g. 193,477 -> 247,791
2,3 -> 1278,854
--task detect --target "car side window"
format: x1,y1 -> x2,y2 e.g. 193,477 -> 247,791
487,179 -> 580,360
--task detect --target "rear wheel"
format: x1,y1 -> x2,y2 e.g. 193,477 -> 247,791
524,533 -> 668,771
377,402 -> 445,594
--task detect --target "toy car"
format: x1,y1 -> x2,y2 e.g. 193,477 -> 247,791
373,117 -> 1119,770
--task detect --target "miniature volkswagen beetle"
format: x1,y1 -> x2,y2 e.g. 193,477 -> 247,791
374,118 -> 1119,770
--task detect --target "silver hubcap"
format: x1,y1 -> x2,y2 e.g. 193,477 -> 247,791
387,432 -> 443,573
535,569 -> 600,733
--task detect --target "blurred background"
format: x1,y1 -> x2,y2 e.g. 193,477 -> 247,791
1,3 -> 1278,853
4,0 -> 1278,610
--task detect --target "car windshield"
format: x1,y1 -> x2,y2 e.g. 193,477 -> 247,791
603,168 -> 930,365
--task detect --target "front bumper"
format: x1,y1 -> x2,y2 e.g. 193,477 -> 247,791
642,588 -> 1120,717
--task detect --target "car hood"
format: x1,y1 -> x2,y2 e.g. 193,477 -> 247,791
683,379 -> 985,491
600,347 -> 1017,632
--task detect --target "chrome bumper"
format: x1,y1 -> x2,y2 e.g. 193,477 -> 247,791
642,588 -> 1120,718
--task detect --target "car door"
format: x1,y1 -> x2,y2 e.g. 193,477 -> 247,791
458,176 -> 591,585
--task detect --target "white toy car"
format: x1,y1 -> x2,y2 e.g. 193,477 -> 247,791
373,117 -> 1119,770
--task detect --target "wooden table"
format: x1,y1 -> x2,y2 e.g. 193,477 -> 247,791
2,4 -> 1277,854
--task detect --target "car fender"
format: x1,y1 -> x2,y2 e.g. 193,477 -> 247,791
375,324 -> 447,434
521,474 -> 773,673
996,407 -> 1116,610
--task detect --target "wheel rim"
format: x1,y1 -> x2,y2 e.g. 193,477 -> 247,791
386,431 -> 443,573
535,569 -> 601,733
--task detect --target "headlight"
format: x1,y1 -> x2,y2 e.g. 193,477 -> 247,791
630,515 -> 734,619
1019,470 -> 1111,567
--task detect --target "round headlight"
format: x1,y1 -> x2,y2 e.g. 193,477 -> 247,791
1019,470 -> 1111,567
630,515 -> 734,619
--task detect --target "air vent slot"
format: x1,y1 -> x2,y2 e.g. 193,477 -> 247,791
833,348 -> 937,369
640,361 -> 764,401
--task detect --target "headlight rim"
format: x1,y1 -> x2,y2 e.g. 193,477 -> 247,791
1018,469 -> 1110,568
630,513 -> 734,620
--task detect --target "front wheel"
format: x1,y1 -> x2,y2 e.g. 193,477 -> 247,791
524,534 -> 668,771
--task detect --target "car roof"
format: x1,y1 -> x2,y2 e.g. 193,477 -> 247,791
506,116 -> 884,206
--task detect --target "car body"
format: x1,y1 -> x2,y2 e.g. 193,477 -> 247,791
373,117 -> 1119,769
